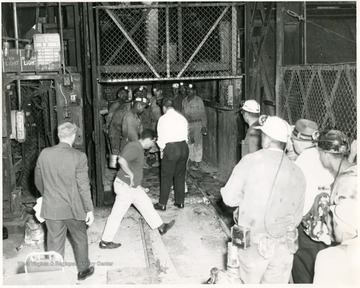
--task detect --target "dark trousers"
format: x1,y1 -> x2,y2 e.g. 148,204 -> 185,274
46,219 -> 90,272
291,225 -> 328,283
159,141 -> 189,206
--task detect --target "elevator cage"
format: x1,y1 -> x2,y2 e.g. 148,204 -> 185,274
95,3 -> 244,82
278,64 -> 357,139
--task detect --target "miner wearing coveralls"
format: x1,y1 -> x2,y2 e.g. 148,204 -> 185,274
221,116 -> 306,284
240,99 -> 262,157
182,83 -> 207,170
103,86 -> 132,192
291,119 -> 334,283
313,130 -> 358,285
99,129 -> 175,249
172,82 -> 185,112
121,90 -> 148,150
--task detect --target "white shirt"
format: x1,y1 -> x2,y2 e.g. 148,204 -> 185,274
157,108 -> 188,150
294,147 -> 334,215
314,237 -> 360,286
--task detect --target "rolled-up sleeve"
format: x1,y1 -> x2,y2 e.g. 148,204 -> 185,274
76,153 -> 94,213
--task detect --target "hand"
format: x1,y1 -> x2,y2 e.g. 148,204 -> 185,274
201,127 -> 208,136
85,211 -> 94,226
129,175 -> 135,187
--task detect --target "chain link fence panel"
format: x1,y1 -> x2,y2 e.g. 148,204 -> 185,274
278,64 -> 357,139
96,3 -> 242,82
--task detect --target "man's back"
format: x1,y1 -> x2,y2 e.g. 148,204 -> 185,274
35,142 -> 92,220
222,149 -> 306,236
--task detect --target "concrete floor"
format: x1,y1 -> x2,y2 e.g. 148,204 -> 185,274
3,162 -> 230,285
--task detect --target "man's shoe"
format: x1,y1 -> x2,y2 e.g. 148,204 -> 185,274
153,203 -> 166,211
99,240 -> 121,249
158,220 -> 175,235
174,202 -> 184,208
77,266 -> 95,281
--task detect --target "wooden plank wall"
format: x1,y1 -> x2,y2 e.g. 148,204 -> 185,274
203,105 -> 218,166
217,109 -> 240,180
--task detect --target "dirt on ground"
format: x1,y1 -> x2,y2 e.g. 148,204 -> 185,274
3,162 -> 230,285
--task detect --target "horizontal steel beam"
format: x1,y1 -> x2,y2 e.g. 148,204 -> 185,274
96,3 -> 245,10
98,75 -> 244,83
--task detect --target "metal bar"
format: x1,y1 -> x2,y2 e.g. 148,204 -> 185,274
95,3 -> 245,9
166,7 -> 170,77
13,4 -> 19,51
89,2 -> 102,207
48,88 -> 56,146
103,7 -> 160,78
304,1 -> 307,64
74,3 -> 82,71
95,7 -> 101,77
98,75 -> 244,83
105,9 -> 150,65
178,6 -> 183,63
13,3 -> 22,108
165,7 -> 170,78
177,6 -> 229,78
231,5 -> 237,75
275,2 -> 284,117
58,2 -> 66,74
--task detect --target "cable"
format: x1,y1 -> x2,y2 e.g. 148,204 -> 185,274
264,150 -> 287,239
59,84 -> 68,105
285,9 -> 356,44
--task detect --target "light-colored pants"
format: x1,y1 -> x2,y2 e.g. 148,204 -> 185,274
188,121 -> 203,162
238,242 -> 293,284
102,178 -> 163,242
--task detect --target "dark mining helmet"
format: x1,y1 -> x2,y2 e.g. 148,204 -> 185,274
315,130 -> 350,154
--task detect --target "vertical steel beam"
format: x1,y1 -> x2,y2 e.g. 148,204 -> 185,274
231,5 -> 237,75
177,6 -> 229,78
90,3 -> 102,206
178,6 -> 183,63
275,3 -> 284,117
166,7 -> 170,77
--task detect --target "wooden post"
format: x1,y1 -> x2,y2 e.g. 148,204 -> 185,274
275,3 -> 284,117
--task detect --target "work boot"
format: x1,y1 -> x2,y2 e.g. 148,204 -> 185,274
158,220 -> 175,235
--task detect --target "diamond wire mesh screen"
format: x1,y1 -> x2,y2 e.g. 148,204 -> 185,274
278,64 -> 357,139
96,4 -> 240,81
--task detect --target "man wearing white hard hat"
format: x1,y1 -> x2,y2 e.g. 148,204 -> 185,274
172,83 -> 185,112
221,116 -> 306,284
240,100 -> 261,157
182,83 -> 207,170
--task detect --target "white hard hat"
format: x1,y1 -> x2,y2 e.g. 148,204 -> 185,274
255,116 -> 290,143
241,100 -> 260,113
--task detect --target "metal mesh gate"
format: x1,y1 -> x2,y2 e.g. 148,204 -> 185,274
278,64 -> 357,139
96,3 -> 242,82
18,81 -> 56,199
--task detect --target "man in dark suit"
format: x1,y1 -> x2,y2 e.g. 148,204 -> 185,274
35,121 -> 95,281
